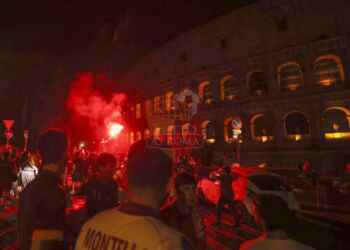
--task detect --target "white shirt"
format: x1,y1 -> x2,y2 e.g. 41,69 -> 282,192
20,165 -> 38,188
75,205 -> 193,250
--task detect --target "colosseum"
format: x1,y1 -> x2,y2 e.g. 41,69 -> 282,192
122,0 -> 350,176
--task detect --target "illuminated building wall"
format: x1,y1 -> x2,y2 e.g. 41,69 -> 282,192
122,1 -> 350,175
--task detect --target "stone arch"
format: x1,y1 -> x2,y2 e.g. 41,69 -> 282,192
323,106 -> 350,140
313,54 -> 345,86
220,75 -> 238,100
278,62 -> 303,91
284,111 -> 310,141
198,81 -> 213,104
250,114 -> 274,142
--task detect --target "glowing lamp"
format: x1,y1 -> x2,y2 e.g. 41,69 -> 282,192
294,134 -> 302,141
287,83 -> 300,91
207,138 -> 216,144
320,79 -> 333,86
108,123 -> 124,138
325,132 -> 350,140
332,123 -> 340,131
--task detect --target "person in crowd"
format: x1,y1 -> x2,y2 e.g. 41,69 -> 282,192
343,163 -> 350,181
18,129 -> 68,250
298,160 -> 318,186
72,153 -> 89,194
215,165 -> 240,227
75,140 -> 194,250
81,153 -> 119,219
162,172 -> 206,249
240,195 -> 315,250
0,151 -> 17,199
18,152 -> 39,189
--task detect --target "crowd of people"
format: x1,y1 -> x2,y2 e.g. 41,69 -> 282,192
1,129 -> 336,250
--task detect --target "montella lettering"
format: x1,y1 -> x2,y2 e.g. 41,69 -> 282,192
83,228 -> 148,250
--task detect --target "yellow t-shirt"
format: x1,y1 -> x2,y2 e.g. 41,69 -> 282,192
75,208 -> 192,250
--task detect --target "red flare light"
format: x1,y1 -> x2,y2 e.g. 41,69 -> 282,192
108,123 -> 124,138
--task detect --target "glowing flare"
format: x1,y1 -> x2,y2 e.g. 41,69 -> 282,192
108,123 -> 124,138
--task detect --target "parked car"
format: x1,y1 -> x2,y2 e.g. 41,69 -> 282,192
197,166 -> 300,212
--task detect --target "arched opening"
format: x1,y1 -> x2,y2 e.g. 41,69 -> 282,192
278,62 -> 303,92
136,131 -> 142,141
167,125 -> 175,145
313,55 -> 344,86
136,103 -> 142,118
284,112 -> 310,141
198,81 -> 213,104
251,114 -> 274,142
165,91 -> 175,112
153,127 -> 161,141
220,75 -> 238,101
181,123 -> 196,146
224,118 -> 233,143
144,129 -> 151,139
323,107 -> 350,140
248,71 -> 268,96
201,120 -> 216,144
182,123 -> 191,138
153,96 -> 162,114
129,132 -> 134,144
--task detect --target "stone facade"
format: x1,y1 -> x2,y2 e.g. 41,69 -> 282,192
122,1 -> 350,175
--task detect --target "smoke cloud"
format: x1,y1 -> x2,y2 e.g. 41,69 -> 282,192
65,72 -> 126,143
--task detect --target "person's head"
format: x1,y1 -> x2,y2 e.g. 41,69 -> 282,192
19,152 -> 29,167
224,165 -> 231,174
174,173 -> 196,207
27,152 -> 38,167
258,195 -> 292,232
38,129 -> 67,174
126,140 -> 172,208
96,153 -> 117,180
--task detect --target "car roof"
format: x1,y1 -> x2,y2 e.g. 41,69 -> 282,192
231,166 -> 282,179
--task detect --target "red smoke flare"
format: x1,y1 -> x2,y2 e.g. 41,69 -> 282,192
108,122 -> 124,138
66,72 -> 127,145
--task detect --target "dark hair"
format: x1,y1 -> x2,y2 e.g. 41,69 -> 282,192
127,140 -> 172,189
19,153 -> 29,168
224,165 -> 231,173
174,173 -> 196,190
38,129 -> 67,165
97,153 -> 117,169
259,195 -> 291,231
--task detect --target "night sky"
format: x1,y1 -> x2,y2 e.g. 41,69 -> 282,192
0,1 -> 257,141
0,1 -> 254,55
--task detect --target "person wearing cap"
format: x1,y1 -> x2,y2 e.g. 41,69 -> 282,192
75,140 -> 194,250
81,153 -> 119,219
162,172 -> 206,249
17,129 -> 68,250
